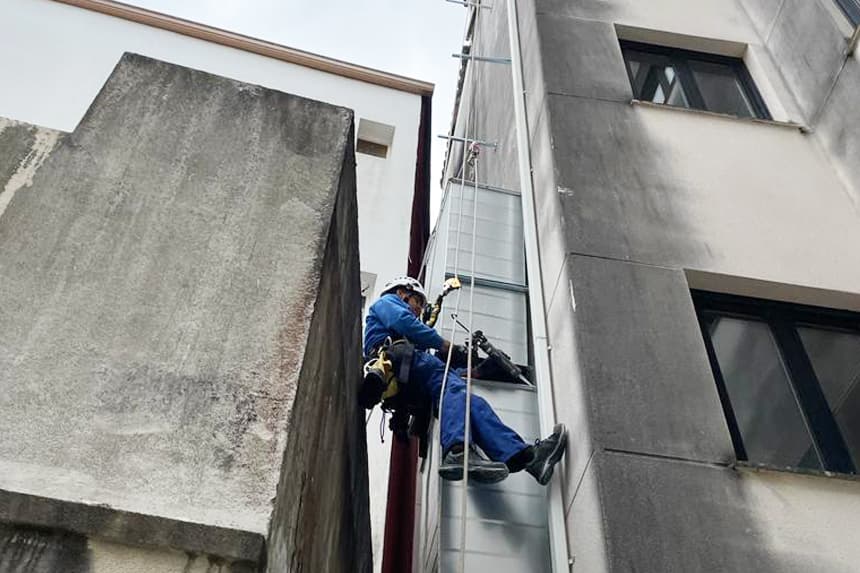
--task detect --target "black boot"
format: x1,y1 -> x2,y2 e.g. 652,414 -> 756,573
439,444 -> 509,484
525,424 -> 568,485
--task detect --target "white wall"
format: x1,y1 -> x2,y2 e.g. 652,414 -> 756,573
0,0 -> 421,302
0,1 -> 421,569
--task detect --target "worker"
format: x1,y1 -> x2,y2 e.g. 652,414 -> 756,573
360,276 -> 567,485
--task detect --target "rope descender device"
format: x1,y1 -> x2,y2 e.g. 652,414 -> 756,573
467,142 -> 481,166
422,276 -> 462,328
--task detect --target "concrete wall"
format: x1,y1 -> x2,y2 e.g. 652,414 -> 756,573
3,3 -> 424,561
0,118 -> 62,219
0,54 -> 368,571
460,0 -> 860,571
736,0 -> 860,206
0,523 -> 256,573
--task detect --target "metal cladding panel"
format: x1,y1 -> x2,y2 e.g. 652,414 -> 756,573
444,182 -> 526,285
415,411 -> 442,573
439,381 -> 550,572
419,179 -> 551,572
437,285 -> 529,366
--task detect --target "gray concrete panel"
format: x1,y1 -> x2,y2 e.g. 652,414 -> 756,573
530,102 -> 567,308
568,255 -> 735,463
564,454 -> 609,573
816,54 -> 860,208
537,14 -> 632,102
518,0 -> 548,135
598,451 -> 860,573
766,0 -> 847,120
546,256 -> 596,509
0,53 -> 367,569
549,94 -> 860,292
737,0 -> 787,40
549,94 -> 708,266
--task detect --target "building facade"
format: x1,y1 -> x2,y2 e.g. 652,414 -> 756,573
405,0 -> 860,571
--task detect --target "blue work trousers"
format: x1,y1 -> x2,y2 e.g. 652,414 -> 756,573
410,351 -> 528,462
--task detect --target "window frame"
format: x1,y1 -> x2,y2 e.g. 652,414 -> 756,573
620,40 -> 772,120
693,290 -> 859,475
835,0 -> 860,27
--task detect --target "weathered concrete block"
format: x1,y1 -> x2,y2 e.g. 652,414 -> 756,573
0,53 -> 368,570
816,55 -> 860,208
736,0 -> 785,39
537,14 -> 631,102
596,451 -> 860,573
567,254 -> 734,463
766,0 -> 847,120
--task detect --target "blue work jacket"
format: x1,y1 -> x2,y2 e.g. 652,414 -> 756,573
363,293 -> 444,357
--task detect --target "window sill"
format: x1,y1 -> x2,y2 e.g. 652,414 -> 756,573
734,460 -> 860,483
630,99 -> 808,132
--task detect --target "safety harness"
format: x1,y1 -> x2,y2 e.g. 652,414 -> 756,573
358,279 -> 463,458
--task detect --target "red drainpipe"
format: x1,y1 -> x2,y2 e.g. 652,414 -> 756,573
381,94 -> 431,573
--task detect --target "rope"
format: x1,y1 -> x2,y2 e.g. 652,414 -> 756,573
423,26 -> 473,543
456,5 -> 484,572
433,5 -> 477,568
428,3 -> 486,571
458,142 -> 482,573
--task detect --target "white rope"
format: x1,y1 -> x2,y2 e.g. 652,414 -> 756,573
456,4 -> 485,572
433,4 -> 478,569
426,3 -> 487,571
458,142 -> 482,573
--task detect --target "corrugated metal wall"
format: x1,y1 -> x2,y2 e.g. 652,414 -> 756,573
415,179 -> 551,572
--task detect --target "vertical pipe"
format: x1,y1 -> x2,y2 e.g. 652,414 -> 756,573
505,1 -> 570,572
381,93 -> 433,573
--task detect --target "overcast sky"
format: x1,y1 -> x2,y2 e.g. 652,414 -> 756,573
125,0 -> 467,222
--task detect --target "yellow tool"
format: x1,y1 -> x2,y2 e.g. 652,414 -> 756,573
422,276 -> 462,327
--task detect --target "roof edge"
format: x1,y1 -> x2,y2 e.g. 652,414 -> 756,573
52,0 -> 435,96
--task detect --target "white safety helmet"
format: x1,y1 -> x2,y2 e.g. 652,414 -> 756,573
381,276 -> 428,303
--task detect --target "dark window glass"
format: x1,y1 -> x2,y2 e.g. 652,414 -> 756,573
708,317 -> 822,469
835,0 -> 860,27
621,41 -> 770,120
694,291 -> 860,475
797,327 -> 860,467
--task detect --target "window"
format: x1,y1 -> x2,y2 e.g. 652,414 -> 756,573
620,41 -> 770,120
835,0 -> 860,27
356,118 -> 395,158
693,291 -> 860,475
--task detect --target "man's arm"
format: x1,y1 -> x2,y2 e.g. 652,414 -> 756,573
375,295 -> 446,350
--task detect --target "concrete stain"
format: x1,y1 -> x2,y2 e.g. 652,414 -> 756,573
0,524 -> 89,573
0,125 -> 60,219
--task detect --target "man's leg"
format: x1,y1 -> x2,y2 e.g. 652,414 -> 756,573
412,353 -> 526,477
414,353 -> 524,457
412,351 -> 568,484
408,352 -> 504,482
